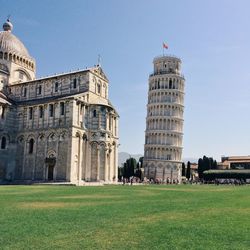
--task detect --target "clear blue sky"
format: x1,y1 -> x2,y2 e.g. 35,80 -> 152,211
2,0 -> 250,161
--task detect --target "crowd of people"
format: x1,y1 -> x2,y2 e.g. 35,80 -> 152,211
120,176 -> 180,185
119,176 -> 248,185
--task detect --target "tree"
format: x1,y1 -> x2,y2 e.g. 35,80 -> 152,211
212,160 -> 218,169
182,162 -> 186,177
203,156 -> 210,171
186,161 -> 191,180
198,158 -> 204,179
122,157 -> 137,178
198,156 -> 218,179
123,162 -> 128,178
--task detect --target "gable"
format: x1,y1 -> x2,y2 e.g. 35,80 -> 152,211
91,67 -> 109,82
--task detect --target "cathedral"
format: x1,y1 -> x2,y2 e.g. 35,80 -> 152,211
0,19 -> 119,185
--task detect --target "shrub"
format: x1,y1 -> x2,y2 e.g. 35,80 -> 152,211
203,170 -> 250,180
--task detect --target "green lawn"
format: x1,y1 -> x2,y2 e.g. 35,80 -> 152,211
0,185 -> 249,250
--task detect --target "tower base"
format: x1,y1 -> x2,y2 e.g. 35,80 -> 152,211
144,160 -> 182,183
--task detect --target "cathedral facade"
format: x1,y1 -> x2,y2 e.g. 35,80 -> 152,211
0,19 -> 119,185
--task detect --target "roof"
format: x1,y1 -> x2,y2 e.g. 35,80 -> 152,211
221,156 -> 250,162
9,66 -> 108,86
0,30 -> 32,59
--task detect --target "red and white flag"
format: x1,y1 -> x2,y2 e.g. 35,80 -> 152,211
163,42 -> 168,49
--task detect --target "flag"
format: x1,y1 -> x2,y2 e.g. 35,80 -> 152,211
163,42 -> 168,49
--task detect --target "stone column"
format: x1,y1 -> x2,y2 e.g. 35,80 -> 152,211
54,135 -> 60,181
84,141 -> 90,181
54,102 -> 58,127
98,111 -> 101,129
111,115 -> 113,133
78,136 -> 83,185
96,145 -> 100,181
108,148 -> 112,181
104,147 -> 109,182
81,138 -> 86,180
21,137 -> 27,180
44,104 -> 48,128
32,133 -> 39,181
82,105 -> 85,129
77,103 -> 80,126
113,143 -> 117,182
106,111 -> 109,130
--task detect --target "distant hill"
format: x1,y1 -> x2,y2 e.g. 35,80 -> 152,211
118,152 -> 143,167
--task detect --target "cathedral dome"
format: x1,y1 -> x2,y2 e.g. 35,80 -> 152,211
0,19 -> 31,59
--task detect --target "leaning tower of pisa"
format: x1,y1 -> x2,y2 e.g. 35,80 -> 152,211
144,55 -> 185,183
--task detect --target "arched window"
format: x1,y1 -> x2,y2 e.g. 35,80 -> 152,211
93,110 -> 97,117
97,84 -> 101,94
38,85 -> 42,95
60,102 -> 65,115
29,139 -> 34,154
73,78 -> 77,89
39,106 -> 43,118
29,107 -> 33,120
169,79 -> 172,89
49,104 -> 54,117
23,87 -> 27,97
1,137 -> 6,149
54,82 -> 59,92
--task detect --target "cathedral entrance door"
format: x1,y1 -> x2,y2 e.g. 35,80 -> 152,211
48,164 -> 54,181
45,156 -> 56,181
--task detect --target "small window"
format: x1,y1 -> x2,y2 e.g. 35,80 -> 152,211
29,107 -> 33,120
23,87 -> 27,97
29,139 -> 34,154
39,106 -> 43,118
49,104 -> 54,117
73,79 -> 77,89
109,114 -> 112,130
1,137 -> 6,149
60,102 -> 65,116
93,110 -> 97,117
55,82 -> 59,92
38,85 -> 42,95
97,84 -> 101,94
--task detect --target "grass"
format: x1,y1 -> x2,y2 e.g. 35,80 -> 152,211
0,185 -> 249,250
